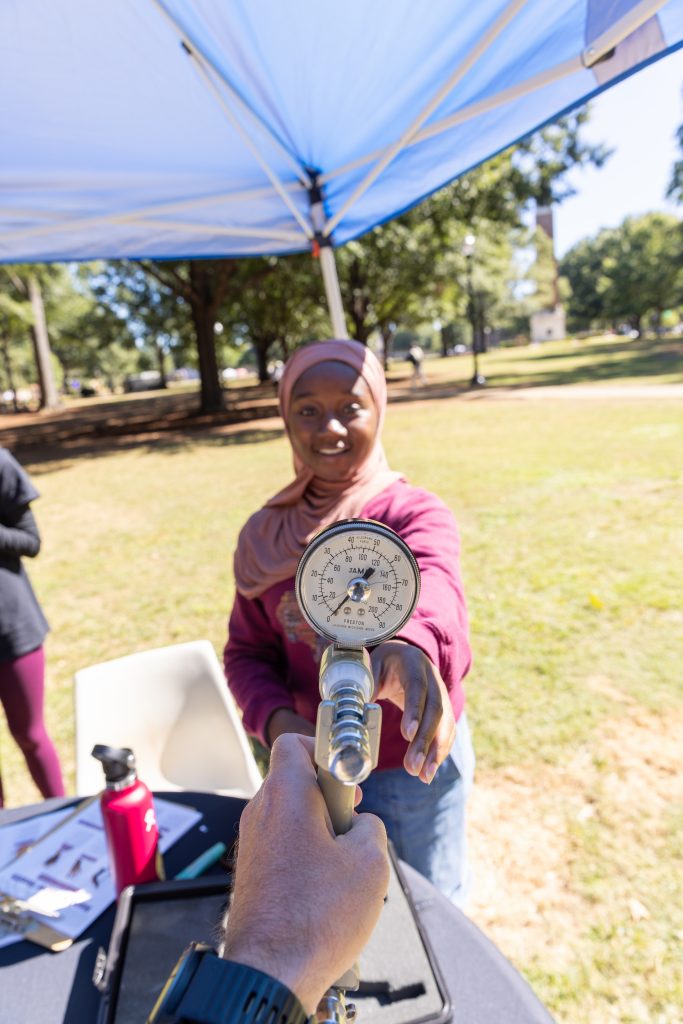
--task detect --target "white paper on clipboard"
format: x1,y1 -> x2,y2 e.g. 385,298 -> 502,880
0,798 -> 201,947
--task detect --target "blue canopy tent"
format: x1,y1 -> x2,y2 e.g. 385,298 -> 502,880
1,0 -> 682,336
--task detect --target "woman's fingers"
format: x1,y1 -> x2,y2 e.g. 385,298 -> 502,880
403,666 -> 443,776
400,662 -> 427,743
372,641 -> 454,784
417,704 -> 456,783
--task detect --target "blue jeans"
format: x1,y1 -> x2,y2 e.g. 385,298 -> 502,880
359,713 -> 475,907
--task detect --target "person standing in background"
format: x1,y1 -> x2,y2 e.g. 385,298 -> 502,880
406,344 -> 425,389
0,447 -> 64,807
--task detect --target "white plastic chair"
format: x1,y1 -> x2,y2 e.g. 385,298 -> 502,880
74,640 -> 262,799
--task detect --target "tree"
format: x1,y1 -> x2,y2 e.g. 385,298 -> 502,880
91,260 -> 228,410
0,266 -> 61,409
335,110 -> 608,353
560,213 -> 683,333
0,292 -> 33,411
91,259 -> 291,412
557,233 -> 613,331
667,90 -> 683,204
222,254 -> 327,382
37,266 -> 130,391
90,108 -> 607,401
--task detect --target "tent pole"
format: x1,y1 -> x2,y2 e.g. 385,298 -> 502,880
149,0 -> 312,190
583,0 -> 668,65
0,212 -> 306,248
319,56 -> 580,186
323,0 -> 528,237
309,176 -> 348,339
320,0 -> 666,192
318,244 -> 348,340
187,53 -> 313,240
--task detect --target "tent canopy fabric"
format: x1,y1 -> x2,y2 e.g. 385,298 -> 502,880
2,0 -> 682,265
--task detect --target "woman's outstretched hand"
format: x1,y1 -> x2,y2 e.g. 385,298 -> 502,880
370,640 -> 456,783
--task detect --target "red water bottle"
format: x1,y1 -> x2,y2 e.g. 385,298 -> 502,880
92,744 -> 164,896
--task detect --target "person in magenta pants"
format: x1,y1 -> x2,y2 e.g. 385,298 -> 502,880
0,447 -> 64,806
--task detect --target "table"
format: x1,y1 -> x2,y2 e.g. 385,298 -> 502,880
0,793 -> 556,1023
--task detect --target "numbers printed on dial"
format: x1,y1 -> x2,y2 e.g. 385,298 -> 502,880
296,521 -> 420,646
317,544 -> 398,619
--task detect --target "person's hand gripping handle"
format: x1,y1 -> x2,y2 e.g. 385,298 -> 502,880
316,766 -> 356,835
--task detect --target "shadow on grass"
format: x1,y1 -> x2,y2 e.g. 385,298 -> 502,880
390,336 -> 682,400
10,424 -> 285,473
3,336 -> 680,467
494,337 -> 682,389
0,386 -> 285,469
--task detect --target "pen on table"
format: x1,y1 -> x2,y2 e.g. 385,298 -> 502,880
17,794 -> 100,860
174,842 -> 227,880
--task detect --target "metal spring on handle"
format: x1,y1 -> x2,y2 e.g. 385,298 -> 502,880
328,685 -> 372,784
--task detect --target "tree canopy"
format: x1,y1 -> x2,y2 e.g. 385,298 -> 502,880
560,213 -> 683,333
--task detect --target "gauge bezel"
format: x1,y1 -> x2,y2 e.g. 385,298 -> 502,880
295,518 -> 421,648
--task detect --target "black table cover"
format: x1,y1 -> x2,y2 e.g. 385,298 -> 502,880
0,793 -> 555,1024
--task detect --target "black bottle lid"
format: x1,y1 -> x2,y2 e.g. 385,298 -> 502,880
91,744 -> 137,785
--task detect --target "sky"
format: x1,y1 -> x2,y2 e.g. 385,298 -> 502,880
553,46 -> 683,258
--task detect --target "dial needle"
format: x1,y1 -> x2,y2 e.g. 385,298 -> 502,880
331,567 -> 375,616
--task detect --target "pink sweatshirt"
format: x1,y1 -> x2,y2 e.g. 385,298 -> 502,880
224,479 -> 471,771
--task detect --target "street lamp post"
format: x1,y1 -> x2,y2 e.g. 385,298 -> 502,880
462,233 -> 486,388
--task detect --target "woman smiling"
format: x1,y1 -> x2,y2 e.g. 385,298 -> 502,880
224,339 -> 474,904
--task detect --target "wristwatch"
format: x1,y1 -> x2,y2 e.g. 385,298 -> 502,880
148,942 -> 309,1024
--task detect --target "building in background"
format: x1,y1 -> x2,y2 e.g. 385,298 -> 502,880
530,206 -> 567,343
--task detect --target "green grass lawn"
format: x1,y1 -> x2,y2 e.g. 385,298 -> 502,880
394,331 -> 683,390
1,335 -> 682,1022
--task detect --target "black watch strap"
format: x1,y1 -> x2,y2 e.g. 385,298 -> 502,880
172,955 -> 309,1024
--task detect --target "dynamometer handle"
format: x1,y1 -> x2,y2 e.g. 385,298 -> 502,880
317,767 -> 355,835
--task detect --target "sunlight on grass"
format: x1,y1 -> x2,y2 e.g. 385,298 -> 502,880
391,332 -> 683,391
1,337 -> 682,1023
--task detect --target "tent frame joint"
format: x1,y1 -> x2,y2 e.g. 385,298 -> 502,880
306,172 -> 348,338
306,170 -> 334,253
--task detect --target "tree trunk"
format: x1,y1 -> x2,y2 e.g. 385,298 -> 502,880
27,275 -> 60,410
440,323 -> 454,358
189,264 -> 223,414
58,358 -> 69,393
474,301 -> 488,353
253,337 -> 272,384
347,258 -> 370,343
0,334 -> 19,413
380,322 -> 395,371
156,342 -> 168,388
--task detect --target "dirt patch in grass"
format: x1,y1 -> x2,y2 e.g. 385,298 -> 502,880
467,693 -> 683,986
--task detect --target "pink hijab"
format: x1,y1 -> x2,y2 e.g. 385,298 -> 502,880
233,340 -> 402,598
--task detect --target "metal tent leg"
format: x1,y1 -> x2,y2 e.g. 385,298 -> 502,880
318,244 -> 349,339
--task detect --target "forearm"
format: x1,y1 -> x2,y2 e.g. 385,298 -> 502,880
0,506 -> 41,558
225,592 -> 298,746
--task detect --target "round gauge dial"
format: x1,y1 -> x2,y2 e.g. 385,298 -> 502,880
295,519 -> 421,648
